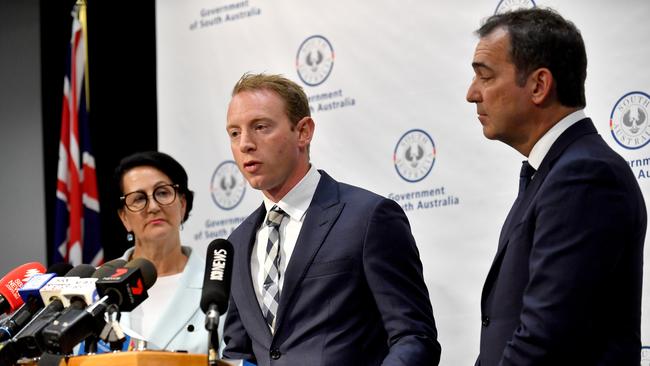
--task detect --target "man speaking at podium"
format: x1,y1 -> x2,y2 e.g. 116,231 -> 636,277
221,73 -> 441,365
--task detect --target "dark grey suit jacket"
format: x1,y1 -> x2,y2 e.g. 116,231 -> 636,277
223,171 -> 440,366
477,119 -> 646,366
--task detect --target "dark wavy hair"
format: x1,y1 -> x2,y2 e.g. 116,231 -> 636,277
477,8 -> 587,108
113,151 -> 194,223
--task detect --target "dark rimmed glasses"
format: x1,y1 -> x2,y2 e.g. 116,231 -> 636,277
120,183 -> 180,212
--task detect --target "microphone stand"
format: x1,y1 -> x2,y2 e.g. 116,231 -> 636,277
205,304 -> 219,366
98,304 -> 126,351
207,333 -> 218,366
83,334 -> 98,354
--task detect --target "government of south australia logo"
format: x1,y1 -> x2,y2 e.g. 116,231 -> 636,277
494,0 -> 535,14
296,35 -> 334,87
394,129 -> 436,183
210,160 -> 246,210
610,91 -> 650,150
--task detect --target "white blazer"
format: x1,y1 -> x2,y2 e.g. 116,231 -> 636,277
119,246 -> 208,354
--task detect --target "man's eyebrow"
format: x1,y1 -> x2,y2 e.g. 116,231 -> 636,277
471,61 -> 492,71
226,117 -> 270,129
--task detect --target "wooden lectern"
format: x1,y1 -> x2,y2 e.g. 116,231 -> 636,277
19,351 -> 237,366
60,351 -> 209,366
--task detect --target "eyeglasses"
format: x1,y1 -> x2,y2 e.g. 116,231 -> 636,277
120,184 -> 180,212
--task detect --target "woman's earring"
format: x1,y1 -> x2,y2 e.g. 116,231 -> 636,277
126,231 -> 135,242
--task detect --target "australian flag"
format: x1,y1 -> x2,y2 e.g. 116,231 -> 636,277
53,4 -> 103,266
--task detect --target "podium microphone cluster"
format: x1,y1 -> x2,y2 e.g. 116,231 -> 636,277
200,239 -> 234,364
41,258 -> 157,355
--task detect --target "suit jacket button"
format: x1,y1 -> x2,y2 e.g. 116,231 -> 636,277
270,348 -> 281,360
481,316 -> 490,327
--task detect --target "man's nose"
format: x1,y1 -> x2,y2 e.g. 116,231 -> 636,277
466,78 -> 481,103
239,130 -> 256,152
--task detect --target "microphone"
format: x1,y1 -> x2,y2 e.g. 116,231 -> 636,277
92,259 -> 127,278
40,258 -> 157,354
59,278 -> 99,310
0,263 -> 46,315
94,258 -> 156,312
0,264 -> 92,364
201,239 -> 234,328
46,263 -> 75,277
0,264 -> 71,341
200,239 -> 234,365
18,263 -> 73,308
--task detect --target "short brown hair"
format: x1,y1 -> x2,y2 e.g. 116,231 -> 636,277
231,73 -> 311,125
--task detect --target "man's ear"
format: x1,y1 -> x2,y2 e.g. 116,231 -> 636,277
529,68 -> 554,106
296,116 -> 315,148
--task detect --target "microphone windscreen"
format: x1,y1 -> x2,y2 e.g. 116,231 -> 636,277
200,239 -> 234,314
46,263 -> 73,277
64,264 -> 96,278
0,262 -> 46,313
124,258 -> 157,289
91,259 -> 127,279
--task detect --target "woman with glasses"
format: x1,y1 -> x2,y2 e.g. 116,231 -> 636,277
113,151 -> 208,354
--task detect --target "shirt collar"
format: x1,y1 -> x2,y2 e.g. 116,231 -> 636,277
263,166 -> 321,221
528,109 -> 586,170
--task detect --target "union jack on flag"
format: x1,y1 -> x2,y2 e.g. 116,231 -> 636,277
53,4 -> 103,266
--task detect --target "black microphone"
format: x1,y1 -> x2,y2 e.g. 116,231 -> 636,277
201,239 -> 234,365
40,258 -> 156,354
92,259 -> 127,279
200,239 -> 234,329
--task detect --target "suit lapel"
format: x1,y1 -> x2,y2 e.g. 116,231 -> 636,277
481,170 -> 546,307
496,171 -> 544,252
482,118 -> 598,308
236,203 -> 272,339
274,171 -> 344,336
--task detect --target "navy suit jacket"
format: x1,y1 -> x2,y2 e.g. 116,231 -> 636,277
477,119 -> 646,366
223,171 -> 440,366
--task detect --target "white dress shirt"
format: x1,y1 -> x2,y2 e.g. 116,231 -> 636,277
528,109 -> 586,169
251,166 -> 321,312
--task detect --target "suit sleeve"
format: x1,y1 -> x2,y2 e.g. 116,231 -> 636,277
362,198 -> 441,366
499,158 -> 644,365
222,295 -> 256,362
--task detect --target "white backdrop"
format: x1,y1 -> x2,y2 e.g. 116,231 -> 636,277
155,1 -> 650,364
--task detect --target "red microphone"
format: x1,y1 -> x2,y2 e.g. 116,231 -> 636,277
0,262 -> 47,314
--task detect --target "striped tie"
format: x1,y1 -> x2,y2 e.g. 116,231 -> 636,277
261,205 -> 286,332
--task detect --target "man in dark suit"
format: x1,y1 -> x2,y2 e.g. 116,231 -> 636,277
466,8 -> 646,366
222,73 -> 441,365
